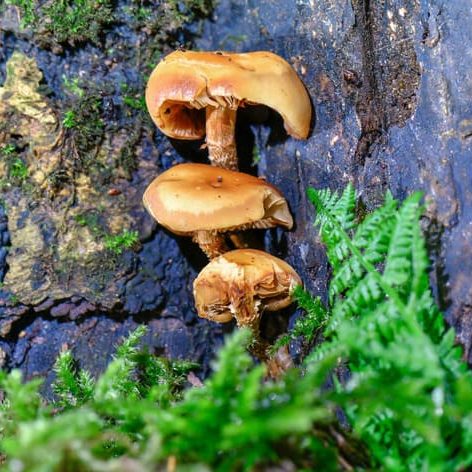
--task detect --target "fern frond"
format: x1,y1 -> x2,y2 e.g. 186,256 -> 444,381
329,273 -> 383,329
329,192 -> 397,302
309,185 -> 405,313
383,192 -> 423,291
308,184 -> 357,269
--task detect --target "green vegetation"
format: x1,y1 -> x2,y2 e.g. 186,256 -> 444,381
74,211 -> 101,236
75,211 -> 139,255
125,0 -> 216,33
0,144 -> 29,187
4,0 -> 36,28
6,0 -> 114,46
0,145 -> 15,157
104,229 -> 139,255
62,110 -> 77,129
251,144 -> 261,166
6,0 -> 215,47
62,75 -> 85,98
1,184 -> 472,470
122,95 -> 147,112
9,158 -> 28,181
64,93 -> 109,183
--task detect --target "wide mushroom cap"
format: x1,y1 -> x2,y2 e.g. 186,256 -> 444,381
193,249 -> 302,326
146,50 -> 312,140
143,163 -> 293,236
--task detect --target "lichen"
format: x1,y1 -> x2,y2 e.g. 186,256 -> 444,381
0,52 -> 154,319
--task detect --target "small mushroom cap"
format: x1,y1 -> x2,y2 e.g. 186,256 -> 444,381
146,50 -> 312,140
193,249 -> 302,326
143,163 -> 293,235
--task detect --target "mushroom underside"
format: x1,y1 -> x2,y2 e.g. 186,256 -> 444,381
190,216 -> 292,258
200,287 -> 293,326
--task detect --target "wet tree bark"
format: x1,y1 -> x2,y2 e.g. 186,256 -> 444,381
0,0 -> 471,393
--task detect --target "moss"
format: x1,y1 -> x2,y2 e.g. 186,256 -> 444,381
62,110 -> 77,129
125,0 -> 216,33
65,92 -> 109,183
7,0 -> 114,47
62,76 -> 85,98
74,210 -> 139,255
9,158 -> 28,182
74,211 -> 102,236
0,53 -> 143,313
5,0 -> 36,27
104,229 -> 139,255
0,144 -> 29,187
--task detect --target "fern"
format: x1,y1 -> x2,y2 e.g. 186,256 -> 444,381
301,185 -> 472,470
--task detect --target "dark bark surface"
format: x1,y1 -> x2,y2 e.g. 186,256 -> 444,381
0,0 -> 471,394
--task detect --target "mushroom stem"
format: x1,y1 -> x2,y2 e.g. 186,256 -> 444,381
239,318 -> 270,362
247,328 -> 294,379
205,106 -> 238,170
237,318 -> 293,379
193,231 -> 229,259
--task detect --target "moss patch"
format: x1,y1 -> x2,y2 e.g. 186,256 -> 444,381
5,0 -> 114,48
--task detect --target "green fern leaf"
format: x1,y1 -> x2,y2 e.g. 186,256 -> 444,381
383,192 -> 423,292
308,184 -> 357,269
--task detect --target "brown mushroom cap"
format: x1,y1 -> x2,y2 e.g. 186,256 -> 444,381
142,163 -> 293,236
193,249 -> 302,326
146,50 -> 312,140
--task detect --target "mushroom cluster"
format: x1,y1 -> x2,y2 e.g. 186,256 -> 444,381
143,50 -> 311,366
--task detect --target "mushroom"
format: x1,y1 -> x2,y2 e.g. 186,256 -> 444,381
145,50 -> 312,170
143,163 -> 293,259
193,249 -> 302,362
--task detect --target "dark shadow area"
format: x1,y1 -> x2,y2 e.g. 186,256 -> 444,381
260,305 -> 294,344
169,137 -> 208,164
423,216 -> 451,313
174,232 -> 208,272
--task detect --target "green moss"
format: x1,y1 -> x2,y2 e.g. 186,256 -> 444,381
8,0 -> 114,46
126,0 -> 215,31
1,144 -> 29,187
0,144 -> 16,157
62,76 -> 84,98
62,110 -> 76,129
5,0 -> 36,27
104,229 -> 139,255
123,95 -> 146,112
45,0 -> 113,44
74,211 -> 101,236
74,211 -> 139,256
9,159 -> 28,182
64,92 -> 108,183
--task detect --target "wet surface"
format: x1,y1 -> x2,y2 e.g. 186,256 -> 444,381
0,0 -> 471,389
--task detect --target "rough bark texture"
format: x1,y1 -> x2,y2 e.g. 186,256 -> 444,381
0,0 -> 471,394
